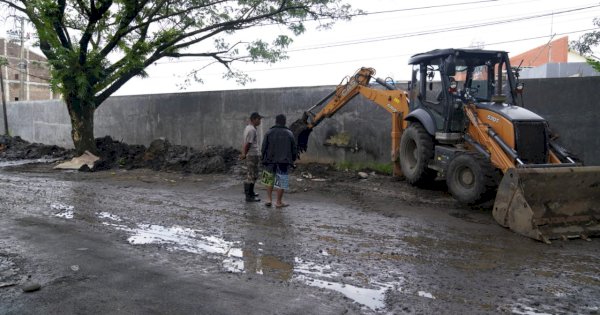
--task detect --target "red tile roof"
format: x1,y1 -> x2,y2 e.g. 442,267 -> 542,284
510,36 -> 569,67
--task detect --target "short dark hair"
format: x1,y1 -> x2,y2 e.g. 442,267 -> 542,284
250,112 -> 262,120
275,114 -> 286,126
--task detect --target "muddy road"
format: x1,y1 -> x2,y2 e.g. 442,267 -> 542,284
1,163 -> 599,314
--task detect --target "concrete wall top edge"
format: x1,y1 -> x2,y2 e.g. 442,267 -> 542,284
110,84 -> 338,100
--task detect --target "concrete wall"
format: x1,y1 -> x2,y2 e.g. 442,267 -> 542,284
1,77 -> 599,166
520,62 -> 599,79
520,77 -> 600,166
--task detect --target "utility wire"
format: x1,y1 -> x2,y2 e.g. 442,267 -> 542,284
292,2 -> 595,50
155,4 -> 598,65
147,27 -> 597,78
5,64 -> 51,81
254,0 -> 512,27
288,4 -> 600,52
354,0 -> 501,16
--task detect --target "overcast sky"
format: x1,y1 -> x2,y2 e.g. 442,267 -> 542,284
2,0 -> 599,96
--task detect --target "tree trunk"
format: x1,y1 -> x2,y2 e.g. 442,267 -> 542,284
65,96 -> 97,156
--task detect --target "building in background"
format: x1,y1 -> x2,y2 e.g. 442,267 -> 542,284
509,36 -> 599,79
1,37 -> 59,102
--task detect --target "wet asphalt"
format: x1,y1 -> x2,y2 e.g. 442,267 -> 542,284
0,164 -> 599,314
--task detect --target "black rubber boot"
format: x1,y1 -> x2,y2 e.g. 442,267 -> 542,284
245,183 -> 260,202
250,183 -> 259,198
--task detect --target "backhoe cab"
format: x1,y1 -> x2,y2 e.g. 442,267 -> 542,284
407,49 -> 521,145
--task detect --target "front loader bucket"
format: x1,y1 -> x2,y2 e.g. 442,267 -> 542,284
493,166 -> 600,243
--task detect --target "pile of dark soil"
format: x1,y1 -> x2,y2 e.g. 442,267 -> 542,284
92,136 -> 147,171
0,135 -> 73,160
92,137 -> 239,174
0,135 -> 240,174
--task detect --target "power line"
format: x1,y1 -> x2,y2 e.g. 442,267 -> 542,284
155,4 -> 598,65
5,64 -> 51,81
147,27 -> 598,78
296,2 -> 595,49
251,0 -> 503,27
355,0 -> 502,16
287,4 -> 600,52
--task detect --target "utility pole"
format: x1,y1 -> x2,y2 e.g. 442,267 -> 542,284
18,17 -> 26,101
0,58 -> 8,135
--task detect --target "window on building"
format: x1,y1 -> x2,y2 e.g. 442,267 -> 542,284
14,74 -> 19,80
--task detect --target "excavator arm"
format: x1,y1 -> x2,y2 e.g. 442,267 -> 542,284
290,67 -> 410,176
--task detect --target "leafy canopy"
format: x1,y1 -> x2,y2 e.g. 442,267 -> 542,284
0,0 -> 356,105
570,17 -> 600,72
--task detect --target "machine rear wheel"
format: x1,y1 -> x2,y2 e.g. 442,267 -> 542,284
399,123 -> 436,186
446,153 -> 499,204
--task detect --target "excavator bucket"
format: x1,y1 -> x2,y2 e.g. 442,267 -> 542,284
493,166 -> 600,243
290,113 -> 313,154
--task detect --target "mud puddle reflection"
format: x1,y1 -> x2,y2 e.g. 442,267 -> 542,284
95,212 -> 399,311
0,158 -> 61,168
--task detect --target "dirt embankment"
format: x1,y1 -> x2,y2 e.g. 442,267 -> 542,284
93,136 -> 240,174
0,135 -> 73,161
0,135 -> 240,174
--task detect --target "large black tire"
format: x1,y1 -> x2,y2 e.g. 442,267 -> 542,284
399,123 -> 437,186
446,153 -> 499,204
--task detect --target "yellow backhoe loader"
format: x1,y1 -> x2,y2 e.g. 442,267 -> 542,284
291,49 -> 600,243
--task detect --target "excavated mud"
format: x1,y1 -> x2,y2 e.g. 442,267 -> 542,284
0,135 -> 240,174
92,137 -> 239,173
0,135 -> 73,161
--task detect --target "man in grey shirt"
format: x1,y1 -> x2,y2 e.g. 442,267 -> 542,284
240,112 -> 262,202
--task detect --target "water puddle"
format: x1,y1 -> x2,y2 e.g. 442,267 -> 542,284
95,212 -> 400,311
418,291 -> 435,299
511,304 -> 553,315
295,274 -> 393,310
97,212 -> 122,222
293,257 -> 398,311
0,158 -> 61,168
222,248 -> 244,273
51,203 -> 74,219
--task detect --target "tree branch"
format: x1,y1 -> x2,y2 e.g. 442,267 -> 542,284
52,0 -> 73,49
0,0 -> 26,13
98,0 -> 153,58
164,3 -> 307,52
74,0 -> 92,17
98,0 -> 230,58
79,0 -> 113,64
95,53 -> 162,105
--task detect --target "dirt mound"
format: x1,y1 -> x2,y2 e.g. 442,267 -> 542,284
93,136 -> 147,171
0,135 -> 73,160
93,137 -> 239,174
141,138 -> 238,174
0,135 -> 239,174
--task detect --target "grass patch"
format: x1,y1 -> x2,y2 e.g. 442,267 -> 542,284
334,161 -> 393,175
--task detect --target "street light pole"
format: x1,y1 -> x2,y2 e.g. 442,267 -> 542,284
18,17 -> 26,101
0,59 -> 8,135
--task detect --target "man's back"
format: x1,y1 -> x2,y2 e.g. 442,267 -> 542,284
262,126 -> 296,165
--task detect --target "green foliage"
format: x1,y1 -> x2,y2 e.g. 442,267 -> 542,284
587,58 -> 600,72
0,0 -> 357,106
570,18 -> 600,72
0,57 -> 7,66
335,161 -> 394,175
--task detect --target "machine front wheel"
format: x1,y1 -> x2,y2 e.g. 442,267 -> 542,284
446,153 -> 499,204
